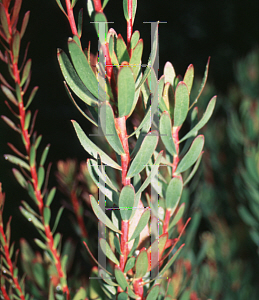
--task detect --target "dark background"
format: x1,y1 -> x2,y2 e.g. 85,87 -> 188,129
0,0 -> 258,252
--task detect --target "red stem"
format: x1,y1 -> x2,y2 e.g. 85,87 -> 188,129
65,0 -> 79,38
163,209 -> 171,234
133,278 -> 143,299
93,0 -> 103,12
120,220 -> 129,271
127,0 -> 133,49
3,4 -> 70,298
1,286 -> 10,300
114,117 -> 130,186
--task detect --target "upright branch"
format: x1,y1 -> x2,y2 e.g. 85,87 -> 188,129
65,0 -> 79,38
127,0 -> 133,51
93,0 -> 103,12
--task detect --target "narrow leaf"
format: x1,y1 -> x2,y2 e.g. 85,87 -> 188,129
40,144 -> 50,166
100,102 -> 125,154
72,120 -> 121,170
136,23 -> 158,90
52,206 -> 64,234
166,176 -> 183,214
12,168 -> 27,189
68,39 -> 104,100
119,185 -> 135,220
174,82 -> 189,127
1,116 -> 20,133
130,31 -> 140,49
127,131 -> 159,179
183,64 -> 194,94
0,3 -> 10,40
90,195 -> 121,234
1,85 -> 18,105
43,207 -> 51,225
45,187 -> 56,207
34,238 -> 47,250
37,166 -> 45,190
57,49 -> 98,107
164,62 -> 176,86
115,266 -> 127,290
159,111 -> 176,155
176,135 -> 204,174
128,209 -> 150,241
4,154 -> 30,171
116,34 -> 130,63
55,0 -> 68,17
20,207 -> 44,231
124,257 -> 135,273
77,8 -> 83,38
100,238 -> 120,265
123,0 -> 129,21
146,284 -> 160,300
168,203 -> 185,230
21,59 -> 32,86
195,57 -> 210,102
135,249 -> 149,278
12,32 -> 20,64
118,67 -> 135,117
179,96 -> 217,142
129,39 -> 143,80
20,11 -> 30,38
25,86 -> 39,109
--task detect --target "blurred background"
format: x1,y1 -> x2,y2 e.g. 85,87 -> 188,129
0,0 -> 259,299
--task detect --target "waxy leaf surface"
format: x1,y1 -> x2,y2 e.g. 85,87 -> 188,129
127,131 -> 159,179
72,121 -> 121,170
174,82 -> 189,127
166,176 -> 183,213
129,209 -> 150,241
119,185 -> 135,220
100,238 -> 120,265
176,135 -> 204,174
159,111 -> 176,155
100,102 -> 125,155
118,66 -> 135,117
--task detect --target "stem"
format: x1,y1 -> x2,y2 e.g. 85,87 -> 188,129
65,0 -> 79,38
163,209 -> 171,234
127,0 -> 133,53
114,117 -> 130,186
120,220 -> 129,271
133,278 -> 143,299
93,0 -> 103,12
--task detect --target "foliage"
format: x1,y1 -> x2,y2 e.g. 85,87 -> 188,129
0,0 -> 219,299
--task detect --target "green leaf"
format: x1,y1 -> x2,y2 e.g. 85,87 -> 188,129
52,206 -> 64,234
57,49 -> 98,107
72,120 -> 121,170
100,102 -> 125,154
183,153 -> 203,186
24,111 -> 31,130
238,205 -> 258,228
119,185 -> 135,220
77,8 -> 83,38
72,287 -> 87,300
164,61 -> 176,86
20,59 -> 32,86
136,23 -> 158,90
68,39 -> 104,101
124,257 -> 135,273
127,131 -> 159,179
20,11 -> 30,38
100,238 -> 120,265
183,64 -> 194,94
102,0 -> 110,9
118,66 -> 135,117
130,31 -> 140,49
130,39 -> 143,80
118,293 -> 129,300
20,207 -> 44,231
174,82 -> 189,127
25,86 -> 39,109
90,195 -> 121,234
43,207 -> 51,225
46,187 -> 56,207
0,3 -> 10,40
40,144 -> 50,166
176,135 -> 204,174
94,12 -> 108,44
136,151 -> 163,198
135,249 -> 149,278
115,266 -> 127,290
132,0 -> 137,25
146,284 -> 160,300
1,85 -> 18,105
123,0 -> 129,21
195,57 -> 210,102
158,244 -> 184,277
54,233 -> 61,249
4,154 -> 30,171
37,166 -> 45,190
128,209 -> 150,241
1,115 -> 20,133
179,96 -> 217,142
29,145 -> 36,167
159,111 -> 176,155
116,34 -> 130,64
34,238 -> 47,250
168,203 -> 185,231
166,176 -> 183,213
55,0 -> 68,17
12,32 -> 20,64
